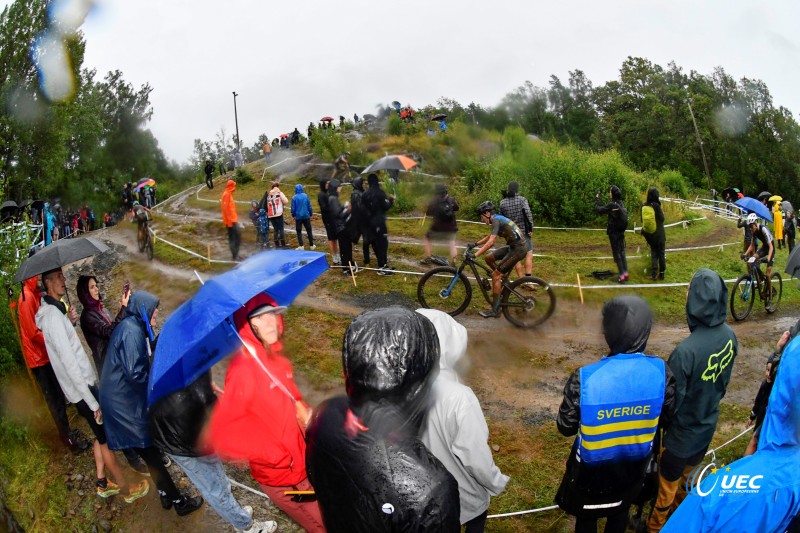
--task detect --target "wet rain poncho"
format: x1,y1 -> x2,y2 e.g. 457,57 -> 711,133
99,291 -> 160,450
662,337 -> 800,533
663,268 -> 738,459
306,306 -> 460,532
221,179 -> 238,227
149,372 -> 216,457
417,309 -> 509,524
556,296 -> 676,519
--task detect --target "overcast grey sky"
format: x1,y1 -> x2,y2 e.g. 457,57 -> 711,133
18,0 -> 800,163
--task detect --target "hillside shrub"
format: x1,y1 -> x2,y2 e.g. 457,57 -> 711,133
660,169 -> 688,198
235,167 -> 254,185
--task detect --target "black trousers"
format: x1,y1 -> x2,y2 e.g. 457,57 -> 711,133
574,506 -> 630,533
295,218 -> 313,246
31,363 -> 71,444
372,233 -> 389,267
130,446 -> 180,501
338,231 -> 353,267
205,173 -> 214,189
608,232 -> 627,275
464,510 -> 488,533
227,225 -> 241,260
648,239 -> 666,275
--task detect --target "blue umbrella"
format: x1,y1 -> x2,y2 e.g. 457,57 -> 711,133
147,250 -> 328,406
735,197 -> 773,222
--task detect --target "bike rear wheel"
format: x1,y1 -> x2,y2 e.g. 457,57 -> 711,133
417,266 -> 472,317
765,273 -> 782,313
502,276 -> 556,328
730,273 -> 755,321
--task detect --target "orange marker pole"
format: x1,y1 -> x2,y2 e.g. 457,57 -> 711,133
577,273 -> 584,304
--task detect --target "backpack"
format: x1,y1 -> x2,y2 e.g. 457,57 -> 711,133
266,193 -> 284,218
436,196 -> 454,221
641,205 -> 656,234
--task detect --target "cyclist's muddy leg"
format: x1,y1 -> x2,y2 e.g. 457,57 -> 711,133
765,265 -> 773,297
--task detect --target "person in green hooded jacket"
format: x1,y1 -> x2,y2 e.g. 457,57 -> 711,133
648,268 -> 738,532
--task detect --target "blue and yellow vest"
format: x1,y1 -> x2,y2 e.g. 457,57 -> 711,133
577,353 -> 665,464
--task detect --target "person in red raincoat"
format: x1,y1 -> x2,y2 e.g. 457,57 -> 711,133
207,293 -> 325,533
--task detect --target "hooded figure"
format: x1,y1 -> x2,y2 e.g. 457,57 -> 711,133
220,180 -> 240,260
417,309 -> 509,530
328,179 -> 355,271
556,296 -> 676,532
595,185 -> 629,282
361,173 -> 395,271
292,183 -> 315,249
643,187 -> 666,280
648,269 -> 738,532
99,290 -> 160,450
306,306 -> 460,532
662,337 -> 800,533
350,176 -> 371,261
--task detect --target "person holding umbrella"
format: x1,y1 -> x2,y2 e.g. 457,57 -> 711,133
36,268 -> 150,503
207,293 -> 325,533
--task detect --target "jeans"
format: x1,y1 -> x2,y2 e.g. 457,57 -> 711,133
295,218 -> 313,246
170,454 -> 251,530
269,216 -> 285,243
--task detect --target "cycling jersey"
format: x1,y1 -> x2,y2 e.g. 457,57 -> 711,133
754,224 -> 774,248
491,215 -> 524,246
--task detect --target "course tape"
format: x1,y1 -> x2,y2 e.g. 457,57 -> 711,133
228,477 -> 272,503
386,215 -> 707,232
147,226 -> 240,264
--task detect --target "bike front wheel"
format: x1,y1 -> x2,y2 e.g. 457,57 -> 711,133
417,266 -> 472,316
730,273 -> 755,321
502,276 -> 556,328
765,273 -> 782,313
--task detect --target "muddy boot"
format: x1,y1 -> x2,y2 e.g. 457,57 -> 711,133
280,239 -> 286,248
274,240 -> 279,249
479,294 -> 502,318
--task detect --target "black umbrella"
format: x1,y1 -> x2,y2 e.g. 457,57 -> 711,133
431,113 -> 447,122
1,200 -> 18,210
19,199 -> 32,209
13,236 -> 110,283
786,245 -> 800,279
30,200 -> 45,210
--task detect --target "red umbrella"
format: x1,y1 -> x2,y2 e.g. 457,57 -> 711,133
320,116 -> 333,122
280,133 -> 289,139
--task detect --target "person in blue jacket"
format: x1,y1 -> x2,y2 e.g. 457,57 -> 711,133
291,184 -> 315,249
99,291 -> 202,517
662,335 -> 800,533
556,295 -> 676,533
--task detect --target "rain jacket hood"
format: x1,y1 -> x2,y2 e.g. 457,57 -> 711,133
76,275 -> 103,315
126,290 -> 159,325
662,339 -> 800,533
329,179 -> 340,195
294,183 -> 304,194
306,307 -> 460,532
646,187 -> 660,204
415,308 -> 467,376
602,295 -> 652,355
610,185 -> 623,200
343,306 -> 439,418
352,177 -> 364,191
686,268 -> 728,331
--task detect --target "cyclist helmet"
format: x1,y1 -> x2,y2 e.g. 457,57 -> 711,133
132,200 -> 139,206
746,212 -> 759,225
476,200 -> 495,216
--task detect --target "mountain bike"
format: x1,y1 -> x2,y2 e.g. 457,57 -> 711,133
137,220 -> 153,261
417,246 -> 556,328
730,255 -> 781,321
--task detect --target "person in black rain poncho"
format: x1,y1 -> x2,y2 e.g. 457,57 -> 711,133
306,306 -> 460,532
556,296 -> 676,533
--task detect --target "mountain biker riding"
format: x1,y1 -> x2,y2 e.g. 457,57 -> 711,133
469,201 -> 528,319
744,212 -> 775,299
131,200 -> 152,248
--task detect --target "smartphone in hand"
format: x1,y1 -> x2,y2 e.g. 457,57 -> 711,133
123,282 -> 130,297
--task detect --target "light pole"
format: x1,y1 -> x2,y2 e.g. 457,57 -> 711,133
232,91 -> 240,152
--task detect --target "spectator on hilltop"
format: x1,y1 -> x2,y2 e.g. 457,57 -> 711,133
291,184 -> 315,250
221,180 -> 241,261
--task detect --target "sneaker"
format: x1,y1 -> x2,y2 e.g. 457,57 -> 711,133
617,273 -> 629,283
658,273 -> 664,280
122,480 -> 150,504
377,265 -> 394,276
295,245 -> 305,250
161,454 -> 172,468
479,309 -> 500,318
97,480 -> 120,498
243,519 -> 278,533
173,495 -> 204,517
310,244 -> 317,250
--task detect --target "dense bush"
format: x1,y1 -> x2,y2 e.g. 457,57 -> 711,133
0,220 -> 35,376
235,167 -> 254,185
660,169 -> 689,198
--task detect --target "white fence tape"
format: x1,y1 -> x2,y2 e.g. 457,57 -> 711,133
147,226 -> 239,264
228,477 -> 272,503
